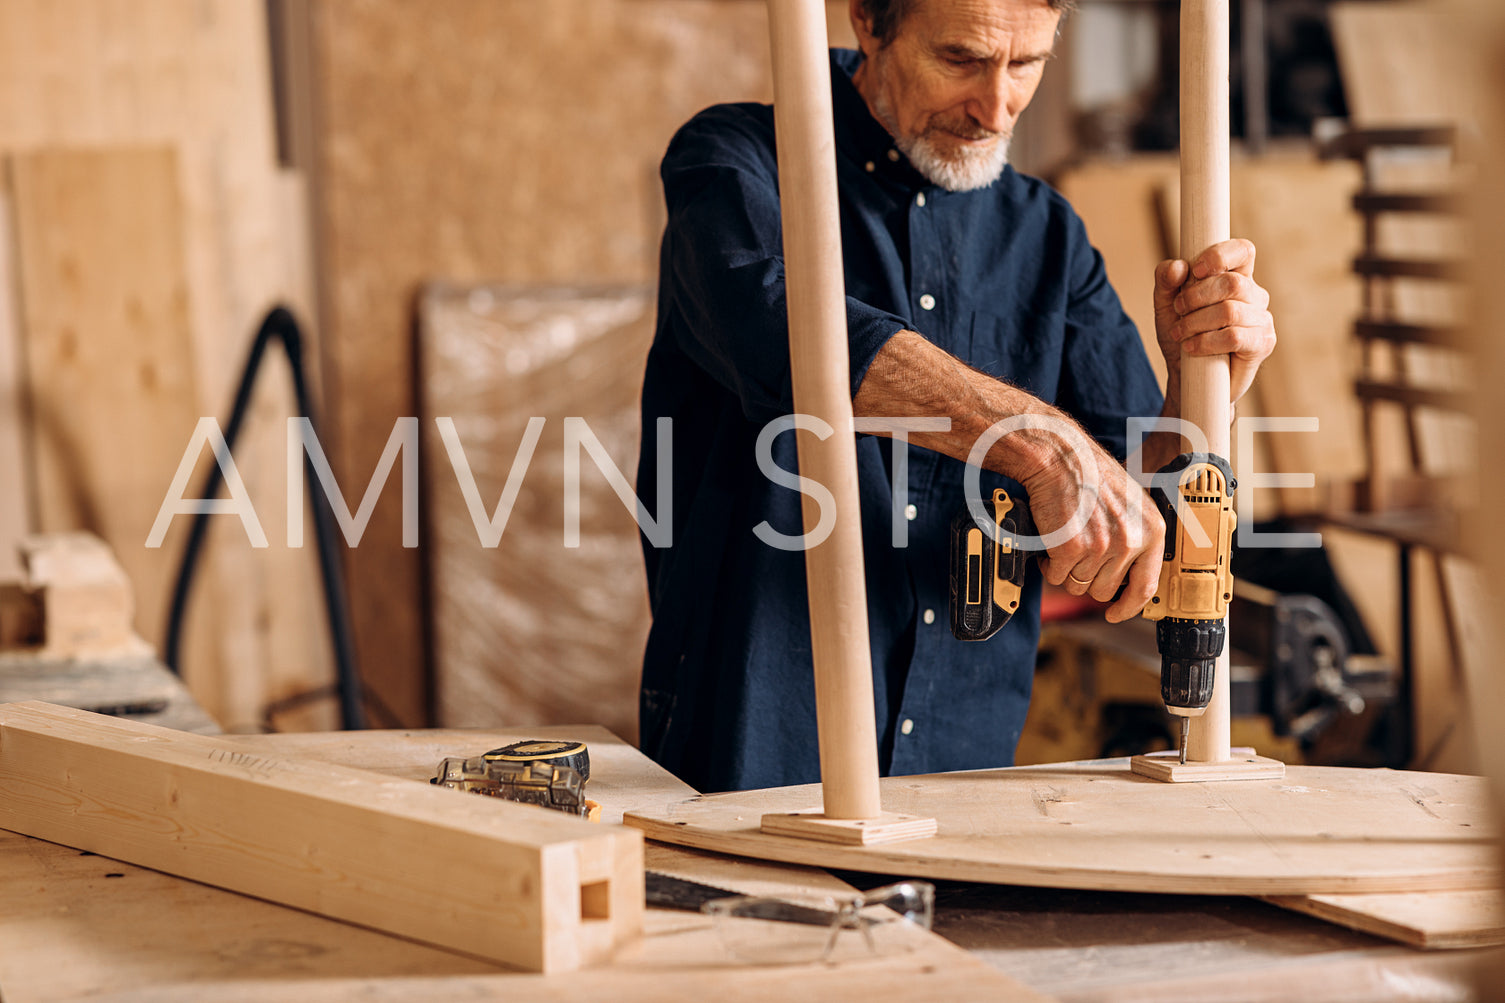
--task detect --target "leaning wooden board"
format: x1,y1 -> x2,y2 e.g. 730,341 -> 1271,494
624,765 -> 1499,895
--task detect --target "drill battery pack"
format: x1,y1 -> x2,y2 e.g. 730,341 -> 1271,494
948,488 -> 1034,641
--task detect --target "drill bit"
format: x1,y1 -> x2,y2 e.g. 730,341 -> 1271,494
1179,717 -> 1190,765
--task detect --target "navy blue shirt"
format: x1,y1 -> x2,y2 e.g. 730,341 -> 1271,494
637,49 -> 1163,794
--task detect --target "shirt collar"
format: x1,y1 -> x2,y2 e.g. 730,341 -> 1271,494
830,48 -> 931,190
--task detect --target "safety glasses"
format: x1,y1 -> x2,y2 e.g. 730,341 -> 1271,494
701,880 -> 935,965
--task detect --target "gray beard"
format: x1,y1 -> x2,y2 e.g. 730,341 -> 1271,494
868,73 -> 1011,192
898,129 -> 1011,192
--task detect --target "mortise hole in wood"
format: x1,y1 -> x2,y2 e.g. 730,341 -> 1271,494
580,880 -> 610,921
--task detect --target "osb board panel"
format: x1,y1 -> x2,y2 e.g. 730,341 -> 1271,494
9,148 -> 199,670
0,0 -> 328,730
309,0 -> 851,726
625,765 -> 1501,895
418,285 -> 654,742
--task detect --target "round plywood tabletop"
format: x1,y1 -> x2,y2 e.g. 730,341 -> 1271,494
625,764 -> 1500,895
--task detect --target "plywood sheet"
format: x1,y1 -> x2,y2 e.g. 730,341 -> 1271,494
9,148 -> 199,660
418,284 -> 654,742
1265,889 -> 1505,949
624,765 -> 1500,895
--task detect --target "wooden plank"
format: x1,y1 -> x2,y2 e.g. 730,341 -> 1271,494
1355,320 -> 1463,348
10,147 -> 200,664
18,533 -> 139,657
1264,890 -> 1505,949
0,724 -> 1045,1003
0,186 -> 28,580
1354,379 -> 1469,413
1353,255 -> 1462,281
625,764 -> 1500,895
0,702 -> 643,973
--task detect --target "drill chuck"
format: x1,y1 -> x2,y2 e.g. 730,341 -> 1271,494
1156,616 -> 1224,711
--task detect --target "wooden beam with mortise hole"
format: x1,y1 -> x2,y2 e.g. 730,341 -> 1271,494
0,701 -> 643,973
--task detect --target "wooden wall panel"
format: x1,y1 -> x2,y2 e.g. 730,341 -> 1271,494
10,148 -> 200,664
0,1 -> 328,730
309,0 -> 852,726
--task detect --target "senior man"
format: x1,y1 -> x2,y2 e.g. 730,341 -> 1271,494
635,0 -> 1276,793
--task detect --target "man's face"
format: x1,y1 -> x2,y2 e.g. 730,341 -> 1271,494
851,0 -> 1061,191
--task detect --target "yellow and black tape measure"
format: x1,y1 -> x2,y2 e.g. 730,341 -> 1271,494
483,739 -> 590,784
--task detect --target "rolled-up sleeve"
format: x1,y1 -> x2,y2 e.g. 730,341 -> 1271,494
660,107 -> 910,425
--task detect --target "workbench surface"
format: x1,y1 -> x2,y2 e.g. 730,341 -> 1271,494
0,725 -> 1492,1002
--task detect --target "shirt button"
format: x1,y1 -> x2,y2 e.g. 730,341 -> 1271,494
901,718 -> 915,736
887,149 -> 900,162
916,192 -> 926,207
905,504 -> 918,521
923,608 -> 936,625
919,293 -> 936,311
864,161 -> 875,173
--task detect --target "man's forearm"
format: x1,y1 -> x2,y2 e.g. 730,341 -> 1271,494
852,330 -> 1094,483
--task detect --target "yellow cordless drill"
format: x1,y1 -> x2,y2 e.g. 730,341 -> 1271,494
1141,453 -> 1237,763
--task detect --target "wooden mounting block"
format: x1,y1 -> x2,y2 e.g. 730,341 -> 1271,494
0,702 -> 642,973
1130,748 -> 1286,782
761,808 -> 938,846
625,763 -> 1500,896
